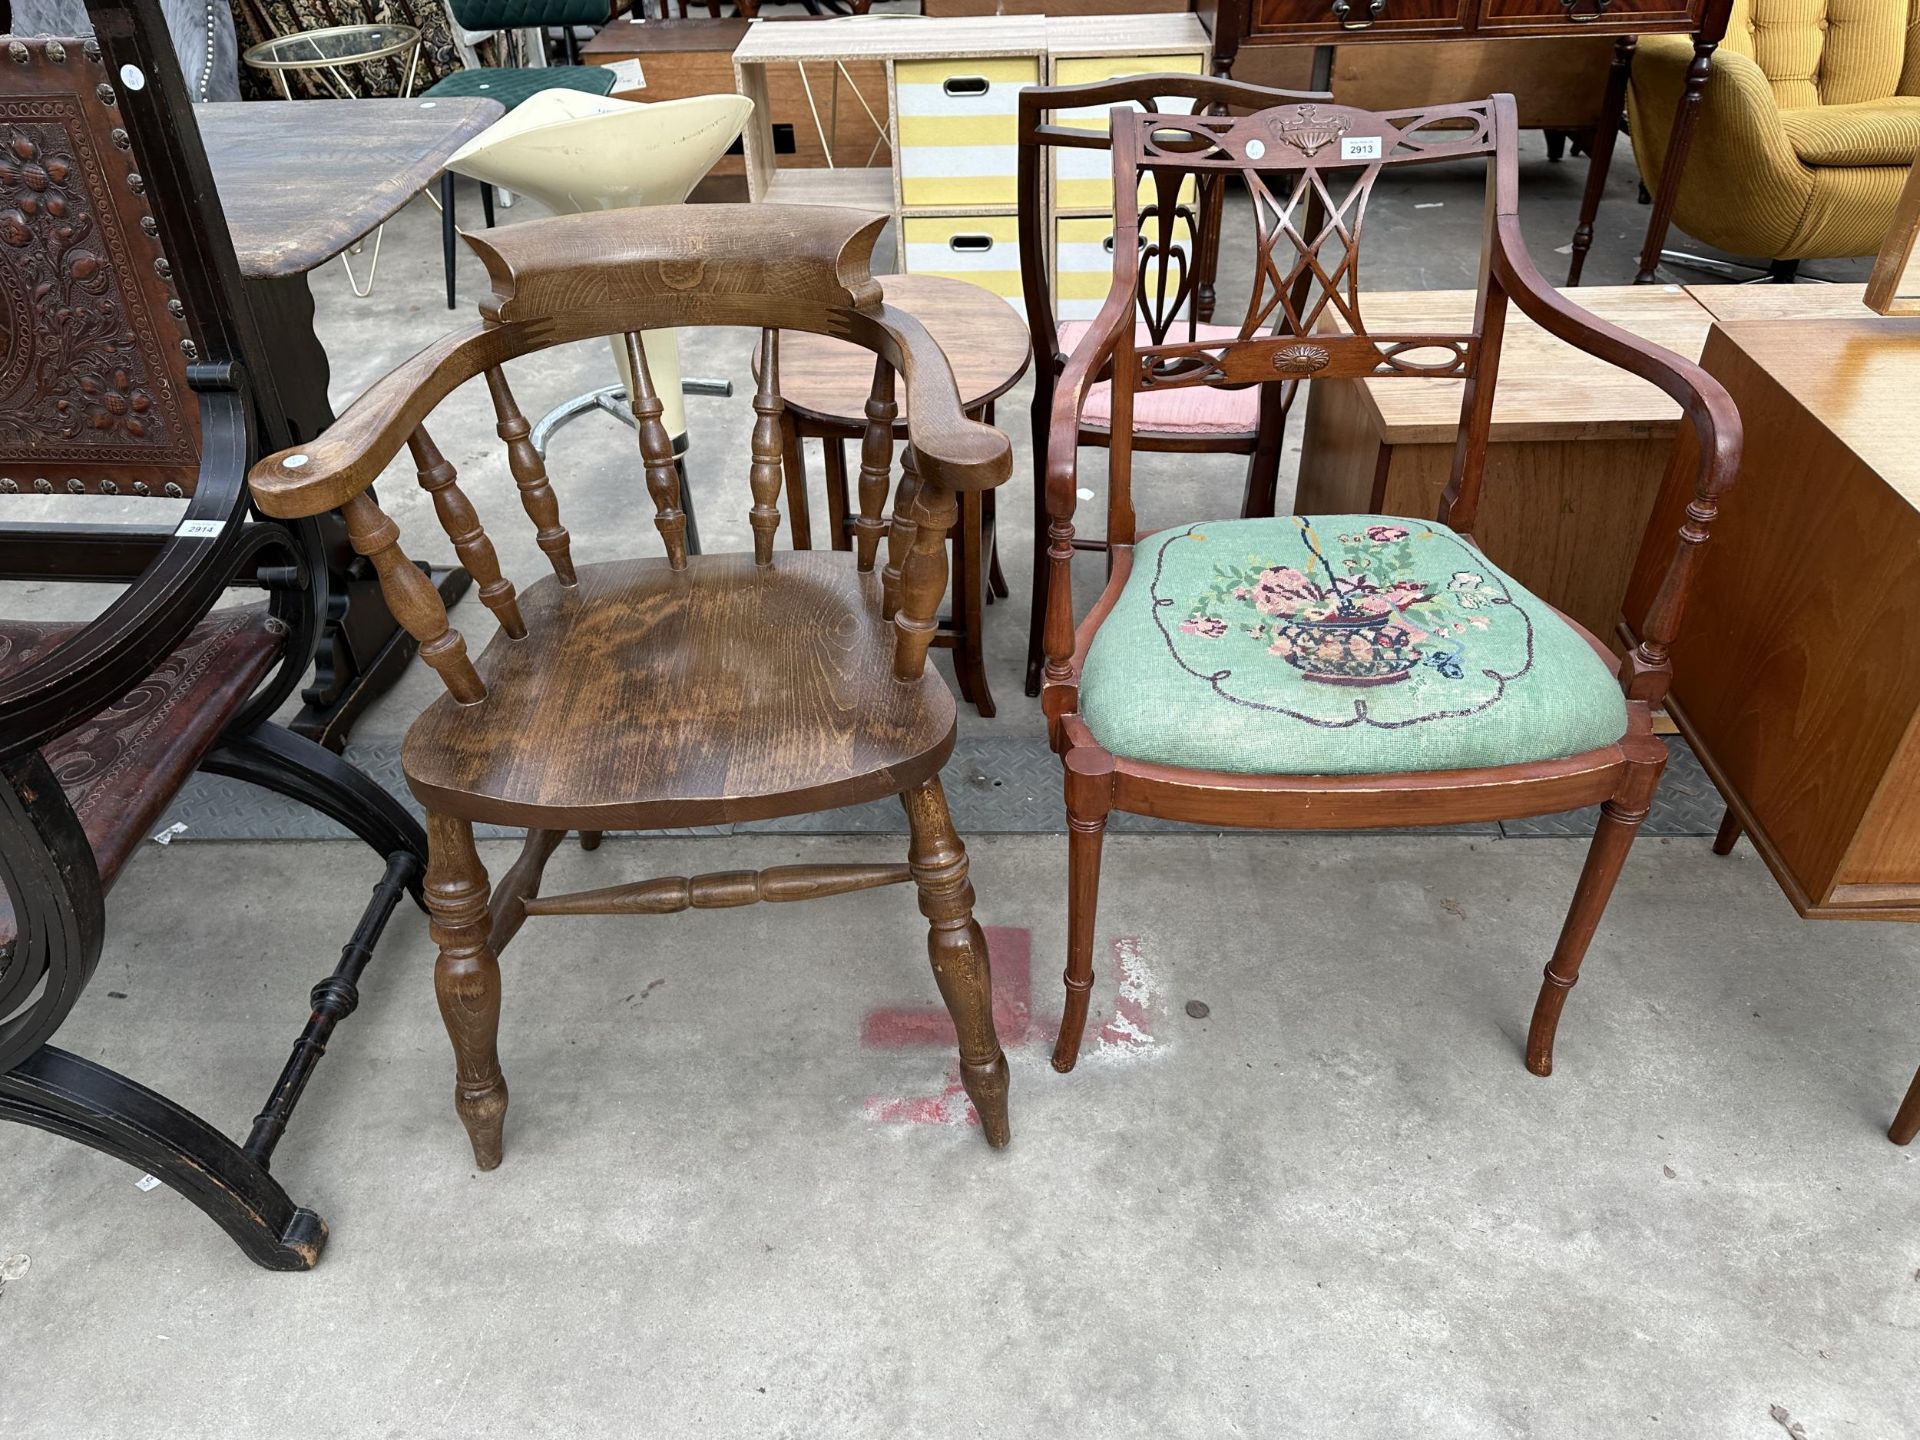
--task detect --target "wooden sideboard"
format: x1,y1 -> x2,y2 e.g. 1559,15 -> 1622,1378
1198,0 -> 1738,287
1625,315 -> 1920,919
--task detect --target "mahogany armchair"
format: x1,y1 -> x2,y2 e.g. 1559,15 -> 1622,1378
246,203 -> 1015,1166
0,12 -> 426,1269
1040,96 -> 1742,1083
1017,72 -> 1328,697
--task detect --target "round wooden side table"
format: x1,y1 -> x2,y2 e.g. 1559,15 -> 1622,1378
766,274 -> 1030,717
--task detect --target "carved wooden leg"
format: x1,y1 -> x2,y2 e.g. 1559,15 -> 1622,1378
1526,788 -> 1655,1077
1890,1064 -> 1920,1146
1053,749 -> 1115,1074
900,776 -> 1010,1148
426,813 -> 508,1168
1711,806 -> 1742,856
1635,37 -> 1717,285
1567,36 -> 1633,286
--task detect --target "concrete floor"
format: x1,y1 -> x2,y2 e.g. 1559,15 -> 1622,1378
1,123 -> 1910,1439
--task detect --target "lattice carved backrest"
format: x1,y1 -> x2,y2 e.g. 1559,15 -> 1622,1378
1018,74 -> 1331,357
0,35 -> 199,500
1112,99 -> 1503,397
249,203 -> 1011,706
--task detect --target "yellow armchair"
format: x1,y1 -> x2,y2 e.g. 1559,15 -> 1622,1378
1628,0 -> 1920,270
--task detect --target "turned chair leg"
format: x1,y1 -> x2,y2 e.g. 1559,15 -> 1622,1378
900,775 -> 1010,1147
426,813 -> 508,1168
1712,806 -> 1742,856
1891,1064 -> 1920,1146
1526,790 -> 1654,1077
1052,751 -> 1115,1074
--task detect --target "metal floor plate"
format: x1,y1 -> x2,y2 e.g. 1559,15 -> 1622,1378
159,735 -> 1726,842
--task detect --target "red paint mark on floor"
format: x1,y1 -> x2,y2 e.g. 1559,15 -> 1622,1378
861,924 -> 1032,1049
862,931 -> 1155,1130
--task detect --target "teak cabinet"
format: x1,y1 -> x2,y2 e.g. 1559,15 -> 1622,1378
1630,316 -> 1920,919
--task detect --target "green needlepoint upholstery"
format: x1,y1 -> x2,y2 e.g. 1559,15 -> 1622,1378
423,65 -> 616,109
1078,516 -> 1629,777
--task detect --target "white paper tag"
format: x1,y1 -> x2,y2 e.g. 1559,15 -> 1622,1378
607,59 -> 644,90
175,518 -> 223,538
135,1174 -> 161,1192
152,822 -> 187,846
1340,136 -> 1383,161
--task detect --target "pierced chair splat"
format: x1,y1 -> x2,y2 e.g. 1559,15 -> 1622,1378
1040,96 -> 1742,1086
1016,71 -> 1331,698
247,203 -> 1017,1168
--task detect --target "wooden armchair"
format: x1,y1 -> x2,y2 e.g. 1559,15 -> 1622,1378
0,11 -> 427,1269
246,203 -> 1016,1166
1016,72 -> 1328,697
1040,96 -> 1742,1082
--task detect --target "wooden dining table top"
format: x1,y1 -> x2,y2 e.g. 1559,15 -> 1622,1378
195,97 -> 503,281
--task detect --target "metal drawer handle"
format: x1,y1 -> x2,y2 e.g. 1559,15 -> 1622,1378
1559,0 -> 1614,22
949,234 -> 994,253
943,76 -> 989,97
1330,0 -> 1385,30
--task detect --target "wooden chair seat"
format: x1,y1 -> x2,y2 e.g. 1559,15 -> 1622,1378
400,551 -> 957,831
0,607 -> 285,946
1076,515 -> 1629,778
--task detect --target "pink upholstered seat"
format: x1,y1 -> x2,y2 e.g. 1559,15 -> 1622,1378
1057,320 -> 1263,437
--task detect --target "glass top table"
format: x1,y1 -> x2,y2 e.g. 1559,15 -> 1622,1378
242,23 -> 422,101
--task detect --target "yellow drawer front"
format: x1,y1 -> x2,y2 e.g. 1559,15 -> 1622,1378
1050,53 -> 1206,214
901,215 -> 1025,315
896,57 -> 1038,210
1054,214 -> 1196,323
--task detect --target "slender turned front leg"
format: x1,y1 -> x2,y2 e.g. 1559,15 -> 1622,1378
901,776 -> 1010,1148
426,813 -> 507,1168
1635,36 -> 1717,284
1053,748 -> 1115,1073
1891,1065 -> 1920,1146
1567,35 -> 1634,287
1526,790 -> 1655,1077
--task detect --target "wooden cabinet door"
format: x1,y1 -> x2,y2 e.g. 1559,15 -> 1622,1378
1478,0 -> 1698,32
1250,0 -> 1472,39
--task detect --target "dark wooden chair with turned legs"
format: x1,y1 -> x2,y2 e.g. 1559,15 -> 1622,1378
1040,96 -> 1741,1084
246,204 -> 1014,1166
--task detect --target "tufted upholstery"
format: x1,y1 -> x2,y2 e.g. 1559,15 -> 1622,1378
1629,0 -> 1920,261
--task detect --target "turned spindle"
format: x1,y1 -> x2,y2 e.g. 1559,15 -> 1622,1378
341,492 -> 484,703
409,426 -> 524,639
892,448 -> 953,682
748,328 -> 784,567
485,366 -> 575,585
623,332 -> 689,570
880,446 -> 924,621
854,358 -> 896,573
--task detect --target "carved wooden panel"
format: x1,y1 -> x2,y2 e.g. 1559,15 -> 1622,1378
0,37 -> 198,499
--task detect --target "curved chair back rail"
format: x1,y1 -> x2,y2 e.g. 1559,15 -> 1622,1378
249,202 -> 1012,706
1043,94 -> 1740,717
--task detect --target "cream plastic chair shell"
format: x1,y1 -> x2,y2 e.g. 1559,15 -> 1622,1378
445,89 -> 754,442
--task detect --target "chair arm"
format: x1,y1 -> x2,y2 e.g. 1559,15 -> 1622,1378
1044,286 -> 1134,525
1489,213 -> 1742,701
0,386 -> 258,760
249,322 -> 514,521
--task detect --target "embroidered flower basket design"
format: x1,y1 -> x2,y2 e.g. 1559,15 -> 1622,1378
1153,517 -> 1537,731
